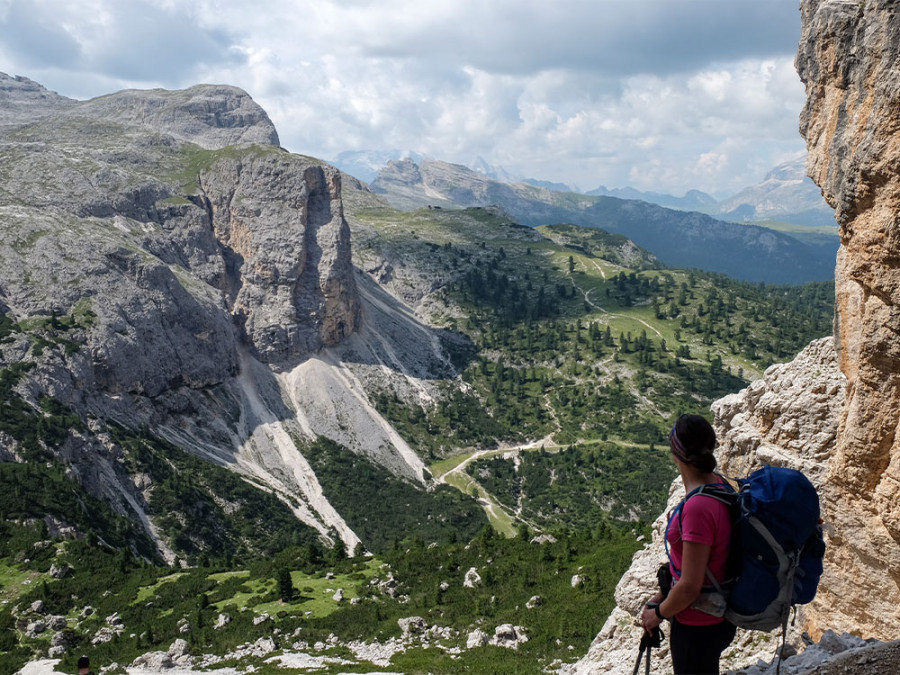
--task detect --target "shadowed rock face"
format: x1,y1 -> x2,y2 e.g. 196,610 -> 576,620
797,0 -> 900,640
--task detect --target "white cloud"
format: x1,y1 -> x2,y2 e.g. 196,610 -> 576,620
0,0 -> 808,196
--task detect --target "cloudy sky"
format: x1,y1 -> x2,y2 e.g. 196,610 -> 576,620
1,0 -> 807,197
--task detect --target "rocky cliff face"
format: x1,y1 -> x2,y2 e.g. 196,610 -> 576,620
0,73 -> 360,382
797,0 -> 900,641
195,154 -> 359,363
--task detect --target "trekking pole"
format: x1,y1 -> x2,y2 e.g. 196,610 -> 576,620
632,627 -> 663,675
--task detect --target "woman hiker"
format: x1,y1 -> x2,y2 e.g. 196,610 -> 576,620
640,413 -> 737,674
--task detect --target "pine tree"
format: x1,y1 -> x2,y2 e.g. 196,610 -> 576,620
277,568 -> 294,602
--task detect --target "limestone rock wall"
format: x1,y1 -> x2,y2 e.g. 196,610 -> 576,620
0,81 -> 364,549
797,0 -> 900,640
197,155 -> 359,364
0,82 -> 360,389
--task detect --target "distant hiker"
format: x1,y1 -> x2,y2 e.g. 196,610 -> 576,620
77,655 -> 95,675
640,414 -> 736,675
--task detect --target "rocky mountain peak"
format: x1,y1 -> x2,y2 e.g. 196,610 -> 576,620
73,83 -> 281,150
0,72 -> 75,127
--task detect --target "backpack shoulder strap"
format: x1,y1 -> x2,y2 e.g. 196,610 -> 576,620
665,476 -> 738,578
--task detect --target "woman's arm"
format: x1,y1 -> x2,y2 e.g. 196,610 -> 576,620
641,541 -> 711,632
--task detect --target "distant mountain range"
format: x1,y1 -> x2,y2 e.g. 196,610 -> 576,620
589,158 -> 834,228
715,159 -> 835,227
332,152 -> 836,230
364,157 -> 837,284
585,185 -> 719,212
333,149 -> 425,183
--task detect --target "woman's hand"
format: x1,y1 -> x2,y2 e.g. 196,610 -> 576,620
641,603 -> 662,633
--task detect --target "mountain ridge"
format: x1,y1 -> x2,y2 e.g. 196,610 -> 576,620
370,157 -> 836,283
336,146 -> 833,229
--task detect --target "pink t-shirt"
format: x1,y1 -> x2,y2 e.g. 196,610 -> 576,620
666,489 -> 732,625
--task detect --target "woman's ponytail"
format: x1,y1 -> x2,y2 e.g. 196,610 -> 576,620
673,414 -> 718,473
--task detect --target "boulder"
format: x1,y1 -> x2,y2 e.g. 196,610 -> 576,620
49,563 -> 71,579
463,567 -> 482,588
466,628 -> 489,649
25,620 -> 47,638
91,627 -> 117,645
490,624 -> 528,650
398,616 -> 427,637
248,636 -> 277,657
47,615 -> 68,630
132,651 -> 174,669
50,629 -> 78,648
167,638 -> 189,658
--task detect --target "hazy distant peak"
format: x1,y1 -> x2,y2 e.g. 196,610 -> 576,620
469,156 -> 519,184
586,184 -> 718,212
332,148 -> 424,183
761,157 -> 808,182
717,156 -> 832,226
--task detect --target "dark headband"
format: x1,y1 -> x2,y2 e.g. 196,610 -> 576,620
669,425 -> 690,463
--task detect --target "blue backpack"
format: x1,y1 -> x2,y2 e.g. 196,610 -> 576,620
669,465 -> 826,632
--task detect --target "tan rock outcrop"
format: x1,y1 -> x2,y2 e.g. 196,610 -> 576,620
797,0 -> 900,641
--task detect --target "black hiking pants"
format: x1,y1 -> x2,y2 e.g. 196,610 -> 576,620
670,617 -> 736,674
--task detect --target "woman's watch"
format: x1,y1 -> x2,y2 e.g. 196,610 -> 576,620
647,601 -> 666,620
